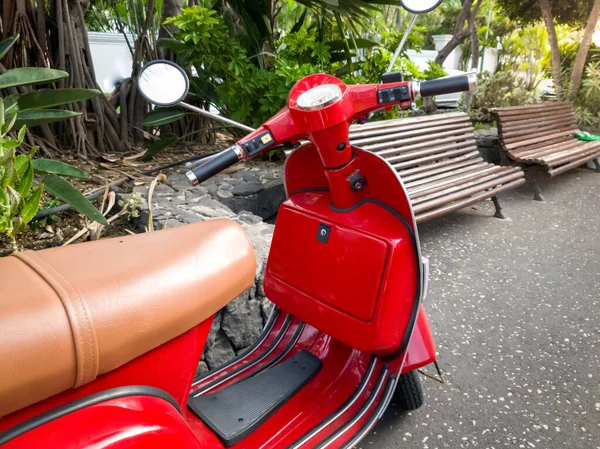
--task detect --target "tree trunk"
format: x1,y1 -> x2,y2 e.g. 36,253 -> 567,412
539,0 -> 563,100
434,0 -> 474,67
463,0 -> 484,111
426,0 -> 473,113
570,0 -> 600,99
159,0 -> 182,39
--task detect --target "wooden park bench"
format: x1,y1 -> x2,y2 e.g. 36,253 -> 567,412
349,112 -> 526,223
491,102 -> 600,201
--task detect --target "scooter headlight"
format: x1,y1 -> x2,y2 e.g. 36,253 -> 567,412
296,84 -> 343,111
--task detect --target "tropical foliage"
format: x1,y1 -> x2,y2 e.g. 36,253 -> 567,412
0,36 -> 106,246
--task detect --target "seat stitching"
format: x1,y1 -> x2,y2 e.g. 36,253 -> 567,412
32,252 -> 99,386
13,252 -> 99,387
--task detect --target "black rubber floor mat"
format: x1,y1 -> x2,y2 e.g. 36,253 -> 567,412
188,350 -> 322,447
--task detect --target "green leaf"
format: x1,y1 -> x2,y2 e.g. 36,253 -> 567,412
17,125 -> 26,143
1,159 -> 16,188
0,67 -> 69,89
326,38 -> 379,51
143,107 -> 185,127
14,154 -> 29,177
1,107 -> 17,134
20,184 -> 43,223
13,88 -> 101,110
15,109 -> 80,127
0,97 -> 4,128
44,175 -> 107,225
16,161 -> 33,198
157,38 -> 188,54
33,158 -> 90,178
0,35 -> 19,60
142,133 -> 179,161
7,185 -> 23,214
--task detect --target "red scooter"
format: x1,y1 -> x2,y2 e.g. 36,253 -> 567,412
0,8 -> 476,449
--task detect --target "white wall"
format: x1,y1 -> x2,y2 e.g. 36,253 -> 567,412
407,35 -> 498,74
88,32 -> 134,93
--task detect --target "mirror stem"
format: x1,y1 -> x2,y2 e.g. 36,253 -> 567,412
386,14 -> 418,74
179,102 -> 255,133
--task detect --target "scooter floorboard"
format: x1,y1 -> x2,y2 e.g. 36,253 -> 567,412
189,351 -> 322,447
185,309 -> 401,448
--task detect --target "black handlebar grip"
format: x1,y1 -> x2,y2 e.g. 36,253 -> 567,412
418,73 -> 476,98
186,146 -> 241,186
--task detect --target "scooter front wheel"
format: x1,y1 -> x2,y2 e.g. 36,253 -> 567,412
394,370 -> 424,411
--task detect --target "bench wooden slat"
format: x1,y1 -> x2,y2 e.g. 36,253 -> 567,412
415,178 -> 526,223
548,148 -> 600,177
495,107 -> 573,121
412,167 -> 521,206
510,135 -> 573,156
493,102 -> 571,116
356,126 -> 473,152
404,161 -> 488,188
492,102 -> 600,177
349,111 -> 467,131
349,115 -> 469,139
398,152 -> 482,180
514,138 -> 583,161
543,141 -> 600,167
369,135 -> 475,159
492,101 -> 571,113
504,129 -> 577,151
409,165 -> 508,199
494,109 -> 573,123
385,142 -> 477,164
499,111 -> 576,133
392,147 -> 478,170
349,112 -> 525,221
413,169 -> 525,213
351,122 -> 472,146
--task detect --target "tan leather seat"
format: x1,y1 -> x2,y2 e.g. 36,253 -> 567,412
0,219 -> 256,417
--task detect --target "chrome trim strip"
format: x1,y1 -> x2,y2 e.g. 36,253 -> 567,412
315,366 -> 389,449
253,322 -> 306,375
192,314 -> 293,397
411,80 -> 422,100
289,356 -> 379,449
192,307 -> 280,386
341,376 -> 397,449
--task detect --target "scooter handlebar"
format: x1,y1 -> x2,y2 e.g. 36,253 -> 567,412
414,73 -> 477,99
186,145 -> 243,186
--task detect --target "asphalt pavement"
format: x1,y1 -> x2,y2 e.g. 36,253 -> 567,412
361,168 -> 600,449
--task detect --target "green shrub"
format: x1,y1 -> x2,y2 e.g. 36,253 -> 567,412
0,35 -> 107,249
468,71 -> 537,122
575,62 -> 600,129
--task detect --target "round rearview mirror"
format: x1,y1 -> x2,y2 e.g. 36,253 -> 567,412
138,60 -> 189,106
399,0 -> 443,14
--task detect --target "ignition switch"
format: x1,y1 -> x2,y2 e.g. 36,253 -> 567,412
348,171 -> 367,192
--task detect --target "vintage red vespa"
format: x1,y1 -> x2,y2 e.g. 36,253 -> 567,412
0,8 -> 475,449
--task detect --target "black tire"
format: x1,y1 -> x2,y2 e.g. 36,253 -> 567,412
394,370 -> 424,411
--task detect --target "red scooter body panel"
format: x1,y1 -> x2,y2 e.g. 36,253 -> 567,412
0,320 -> 211,432
268,206 -> 389,321
402,306 -> 437,373
0,72 -> 443,449
264,144 -> 420,354
3,395 -> 203,449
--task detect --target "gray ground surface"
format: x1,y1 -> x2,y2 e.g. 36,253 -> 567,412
361,168 -> 600,449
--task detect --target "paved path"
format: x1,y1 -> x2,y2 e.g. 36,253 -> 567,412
362,169 -> 600,449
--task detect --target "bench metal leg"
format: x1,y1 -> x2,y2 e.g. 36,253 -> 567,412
525,171 -> 544,202
594,159 -> 600,173
491,196 -> 506,219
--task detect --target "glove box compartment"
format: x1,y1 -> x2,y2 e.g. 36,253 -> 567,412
264,191 -> 419,354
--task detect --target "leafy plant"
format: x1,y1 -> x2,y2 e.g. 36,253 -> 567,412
0,36 -> 107,249
575,61 -> 600,129
467,71 -> 537,122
